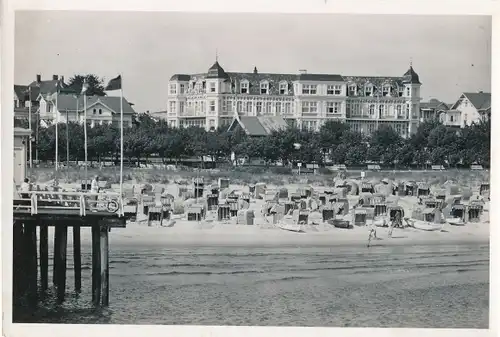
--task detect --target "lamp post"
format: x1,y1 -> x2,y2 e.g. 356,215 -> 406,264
293,143 -> 301,175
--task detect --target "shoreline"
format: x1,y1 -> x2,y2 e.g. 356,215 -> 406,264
46,221 -> 490,248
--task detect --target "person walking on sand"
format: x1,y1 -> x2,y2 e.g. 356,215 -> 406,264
91,176 -> 100,194
367,221 -> 377,247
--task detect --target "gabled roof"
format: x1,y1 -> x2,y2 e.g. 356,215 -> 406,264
420,99 -> 449,110
228,115 -> 288,136
14,85 -> 28,100
45,93 -> 136,114
463,92 -> 491,110
28,79 -> 69,96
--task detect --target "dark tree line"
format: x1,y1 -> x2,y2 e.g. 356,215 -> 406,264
18,115 -> 491,169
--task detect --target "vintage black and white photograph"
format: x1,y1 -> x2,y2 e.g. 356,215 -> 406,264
7,8 -> 492,332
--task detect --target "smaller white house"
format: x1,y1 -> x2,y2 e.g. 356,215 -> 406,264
38,94 -> 136,128
446,92 -> 491,127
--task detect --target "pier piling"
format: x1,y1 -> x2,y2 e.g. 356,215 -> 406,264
91,225 -> 101,306
24,223 -> 38,305
100,226 -> 110,306
55,226 -> 68,303
73,225 -> 82,293
39,224 -> 49,292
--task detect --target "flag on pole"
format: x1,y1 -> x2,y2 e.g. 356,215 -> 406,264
81,78 -> 89,95
105,75 -> 122,91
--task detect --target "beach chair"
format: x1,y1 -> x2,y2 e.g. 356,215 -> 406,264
147,206 -> 163,227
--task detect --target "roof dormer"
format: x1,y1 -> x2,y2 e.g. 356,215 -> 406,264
260,80 -> 269,95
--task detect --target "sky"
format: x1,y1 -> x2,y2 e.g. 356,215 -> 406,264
15,11 -> 491,113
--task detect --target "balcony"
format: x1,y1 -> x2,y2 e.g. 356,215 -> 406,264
179,108 -> 206,118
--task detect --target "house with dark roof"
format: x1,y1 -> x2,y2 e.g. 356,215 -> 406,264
419,98 -> 449,122
227,115 -> 288,136
167,60 -> 422,138
38,93 -> 136,128
446,91 -> 491,127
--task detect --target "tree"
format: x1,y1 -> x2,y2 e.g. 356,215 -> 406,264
68,74 -> 106,96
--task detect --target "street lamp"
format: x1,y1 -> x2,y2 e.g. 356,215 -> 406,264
293,143 -> 301,175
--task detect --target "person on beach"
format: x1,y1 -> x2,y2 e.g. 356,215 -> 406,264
367,221 -> 377,247
91,176 -> 100,194
20,178 -> 32,199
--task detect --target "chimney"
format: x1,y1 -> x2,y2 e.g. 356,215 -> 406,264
36,74 -> 41,82
253,66 -> 258,74
53,75 -> 59,80
299,69 -> 307,75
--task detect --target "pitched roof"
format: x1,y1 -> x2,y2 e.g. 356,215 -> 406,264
298,73 -> 343,82
14,85 -> 28,100
463,92 -> 491,110
402,66 -> 421,84
45,94 -> 136,114
420,99 -> 449,110
28,79 -> 69,96
206,61 -> 230,79
169,74 -> 191,81
169,62 -> 421,97
230,115 -> 288,136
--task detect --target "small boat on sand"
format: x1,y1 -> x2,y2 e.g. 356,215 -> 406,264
446,217 -> 465,226
328,219 -> 351,229
277,223 -> 304,233
410,220 -> 445,231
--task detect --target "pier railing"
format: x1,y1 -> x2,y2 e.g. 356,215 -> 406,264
13,191 -> 124,217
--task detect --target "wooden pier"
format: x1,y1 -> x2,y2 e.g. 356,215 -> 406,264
13,191 -> 126,309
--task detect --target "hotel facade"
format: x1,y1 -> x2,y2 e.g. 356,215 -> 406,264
165,61 -> 422,138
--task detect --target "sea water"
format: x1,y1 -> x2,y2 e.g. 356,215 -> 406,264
14,242 -> 489,328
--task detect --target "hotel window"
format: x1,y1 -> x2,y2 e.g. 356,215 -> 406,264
284,102 -> 291,114
450,115 -> 454,122
398,88 -> 404,97
379,105 -> 384,115
279,82 -> 288,95
382,86 -> 391,96
327,85 -> 342,95
396,105 -> 402,116
179,102 -> 185,113
222,100 -> 227,112
237,101 -> 242,112
260,82 -> 269,94
169,84 -> 177,95
302,84 -> 317,95
265,102 -> 272,114
99,109 -> 102,115
169,101 -> 176,113
180,84 -> 185,94
256,102 -> 262,113
209,100 -> 216,113
276,102 -> 282,113
369,104 -> 375,115
200,101 -> 205,112
240,81 -> 249,94
327,102 -> 340,114
209,82 -> 216,93
93,108 -> 97,115
349,85 -> 357,96
246,101 -> 253,113
405,87 -> 410,97
302,101 -> 318,113
365,85 -> 373,96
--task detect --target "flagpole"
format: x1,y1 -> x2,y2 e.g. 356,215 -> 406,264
28,86 -> 32,169
66,108 -> 70,167
84,91 -> 88,186
55,90 -> 59,171
120,75 -> 124,215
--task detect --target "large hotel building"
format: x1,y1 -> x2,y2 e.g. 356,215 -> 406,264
165,61 -> 422,138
